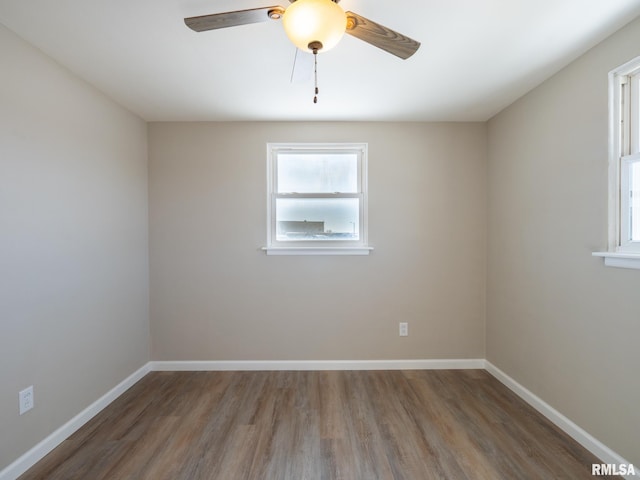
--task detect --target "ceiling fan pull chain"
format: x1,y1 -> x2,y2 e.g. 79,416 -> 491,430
313,48 -> 319,104
307,41 -> 323,104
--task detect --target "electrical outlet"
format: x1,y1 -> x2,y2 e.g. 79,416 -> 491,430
399,322 -> 409,337
19,386 -> 34,415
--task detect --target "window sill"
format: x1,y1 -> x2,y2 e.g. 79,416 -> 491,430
592,251 -> 640,270
262,246 -> 373,256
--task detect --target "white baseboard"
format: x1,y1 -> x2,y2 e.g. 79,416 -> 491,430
485,361 -> 639,480
3,359 -> 636,480
0,363 -> 151,480
149,358 -> 486,371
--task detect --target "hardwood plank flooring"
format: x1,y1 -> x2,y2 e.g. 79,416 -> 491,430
19,370 -> 616,480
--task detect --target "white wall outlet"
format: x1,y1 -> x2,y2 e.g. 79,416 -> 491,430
399,322 -> 409,337
19,386 -> 34,415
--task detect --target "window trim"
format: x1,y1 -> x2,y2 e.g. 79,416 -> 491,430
594,56 -> 640,269
264,142 -> 372,256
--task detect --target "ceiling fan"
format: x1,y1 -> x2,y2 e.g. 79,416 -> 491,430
184,0 -> 420,60
184,0 -> 420,102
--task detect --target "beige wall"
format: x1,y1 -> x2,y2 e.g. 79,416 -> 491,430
487,17 -> 640,467
0,25 -> 150,470
148,122 -> 487,361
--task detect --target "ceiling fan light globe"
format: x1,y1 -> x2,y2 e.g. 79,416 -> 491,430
282,0 -> 347,52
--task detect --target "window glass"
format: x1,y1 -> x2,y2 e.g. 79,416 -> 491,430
631,160 -> 640,242
276,198 -> 359,241
633,75 -> 640,155
277,153 -> 358,193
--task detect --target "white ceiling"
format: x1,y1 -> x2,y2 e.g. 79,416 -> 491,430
1,0 -> 639,122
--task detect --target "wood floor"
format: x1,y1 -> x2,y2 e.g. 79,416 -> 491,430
20,370 -> 614,480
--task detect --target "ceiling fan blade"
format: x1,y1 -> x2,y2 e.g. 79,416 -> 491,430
184,6 -> 285,32
290,48 -> 314,84
345,11 -> 420,60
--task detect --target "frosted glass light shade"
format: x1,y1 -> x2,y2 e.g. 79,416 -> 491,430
282,0 -> 347,52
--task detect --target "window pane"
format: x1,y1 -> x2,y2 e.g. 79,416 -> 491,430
277,153 -> 358,193
276,198 -> 359,241
631,161 -> 640,241
633,74 -> 639,154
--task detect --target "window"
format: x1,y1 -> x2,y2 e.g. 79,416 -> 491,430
594,56 -> 640,268
264,143 -> 371,255
619,65 -> 640,250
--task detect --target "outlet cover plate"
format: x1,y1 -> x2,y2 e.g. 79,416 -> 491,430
19,386 -> 34,415
399,322 -> 409,337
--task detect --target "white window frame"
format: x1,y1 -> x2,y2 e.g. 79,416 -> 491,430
593,56 -> 640,269
263,143 -> 372,256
